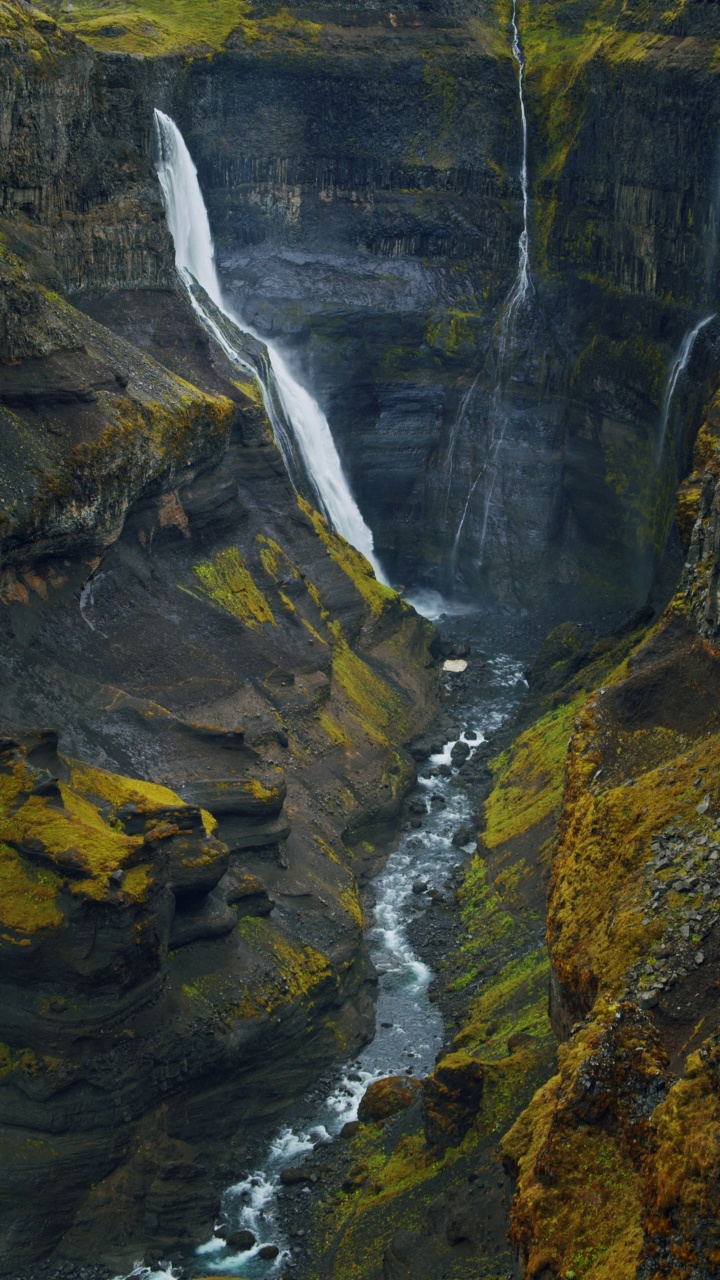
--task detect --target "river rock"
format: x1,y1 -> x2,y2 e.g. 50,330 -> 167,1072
225,1229 -> 256,1250
280,1168 -> 312,1186
358,1075 -> 422,1123
258,1244 -> 280,1259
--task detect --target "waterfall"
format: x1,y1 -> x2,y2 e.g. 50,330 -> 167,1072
507,0 -> 531,318
656,313 -> 715,462
449,0 -> 532,578
153,109 -> 387,583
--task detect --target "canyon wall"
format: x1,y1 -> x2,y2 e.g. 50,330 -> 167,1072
0,7 -> 437,1272
146,0 -> 720,618
3,0 -> 720,1273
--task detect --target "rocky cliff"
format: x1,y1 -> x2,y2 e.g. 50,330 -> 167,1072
3,0 -> 720,1276
0,6 -> 439,1273
56,0 -> 717,621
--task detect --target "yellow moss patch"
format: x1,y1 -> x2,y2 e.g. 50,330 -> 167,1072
57,0 -> 321,55
2,792 -> 142,882
298,496 -> 397,618
0,844 -> 62,935
256,533 -> 300,583
231,918 -> 332,1019
331,633 -> 404,747
549,695 -> 720,1006
319,710 -> 353,749
317,837 -> 341,864
483,697 -> 584,848
502,999 -> 659,1280
189,546 -> 275,628
339,877 -> 363,929
69,760 -> 183,816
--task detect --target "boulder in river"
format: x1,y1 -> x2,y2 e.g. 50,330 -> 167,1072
358,1075 -> 422,1122
443,658 -> 468,673
225,1228 -> 257,1250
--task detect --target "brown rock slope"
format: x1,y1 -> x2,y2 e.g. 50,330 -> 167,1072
504,394 -> 720,1279
0,160 -> 437,1280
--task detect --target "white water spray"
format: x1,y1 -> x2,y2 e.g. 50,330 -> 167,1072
153,109 -> 386,582
656,313 -> 715,462
507,0 -> 531,316
449,0 -> 532,576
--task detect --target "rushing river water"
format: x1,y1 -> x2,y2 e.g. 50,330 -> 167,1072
118,641 -> 528,1280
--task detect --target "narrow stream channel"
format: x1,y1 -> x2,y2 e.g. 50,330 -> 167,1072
119,631 -> 528,1280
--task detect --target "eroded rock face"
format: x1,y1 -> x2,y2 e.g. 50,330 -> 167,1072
0,14 -> 438,1270
421,1051 -> 484,1152
499,401 -> 720,1277
7,0 -> 718,624
148,0 -> 720,620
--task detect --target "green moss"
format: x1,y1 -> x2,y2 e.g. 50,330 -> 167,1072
1,791 -> 142,884
57,0 -> 321,55
231,918 -> 332,1018
232,378 -> 263,406
319,710 -> 353,748
424,303 -> 483,361
420,50 -> 458,130
69,760 -> 183,817
331,633 -> 404,747
0,844 -> 62,936
256,533 -> 299,583
189,546 -> 275,628
298,497 -> 397,618
483,696 -> 584,848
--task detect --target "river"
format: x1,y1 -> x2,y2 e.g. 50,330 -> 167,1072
118,620 -> 529,1280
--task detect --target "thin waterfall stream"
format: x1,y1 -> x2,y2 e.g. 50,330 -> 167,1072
153,110 -> 386,585
449,0 -> 531,578
656,312 -> 715,463
117,642 -> 528,1280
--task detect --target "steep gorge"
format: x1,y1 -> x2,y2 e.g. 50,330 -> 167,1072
2,0 -> 720,1277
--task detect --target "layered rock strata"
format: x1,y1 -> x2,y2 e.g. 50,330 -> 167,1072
0,11 -> 438,1272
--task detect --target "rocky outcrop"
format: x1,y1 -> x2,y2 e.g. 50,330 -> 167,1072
0,15 -> 439,1266
497,390 -> 720,1276
358,1075 -> 422,1123
421,1051 -> 484,1152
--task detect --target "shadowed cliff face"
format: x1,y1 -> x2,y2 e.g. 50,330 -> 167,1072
4,0 -> 720,1274
0,10 -> 440,1272
144,0 -> 720,619
6,0 -> 720,621
0,262 -> 437,1273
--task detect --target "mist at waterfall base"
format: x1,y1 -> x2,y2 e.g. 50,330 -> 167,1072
153,109 -> 386,585
116,652 -> 528,1280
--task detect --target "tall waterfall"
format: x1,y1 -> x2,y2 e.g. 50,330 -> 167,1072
507,0 -> 531,317
449,0 -> 532,577
656,313 -> 715,462
153,109 -> 386,582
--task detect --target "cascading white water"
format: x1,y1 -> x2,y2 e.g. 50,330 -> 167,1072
118,652 -> 528,1280
656,313 -> 715,462
449,0 -> 532,577
507,0 -> 531,316
153,109 -> 387,583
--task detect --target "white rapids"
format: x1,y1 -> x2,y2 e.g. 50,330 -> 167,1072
118,652 -> 528,1280
153,109 -> 386,584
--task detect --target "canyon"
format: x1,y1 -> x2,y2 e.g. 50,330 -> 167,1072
2,0 -> 720,1278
